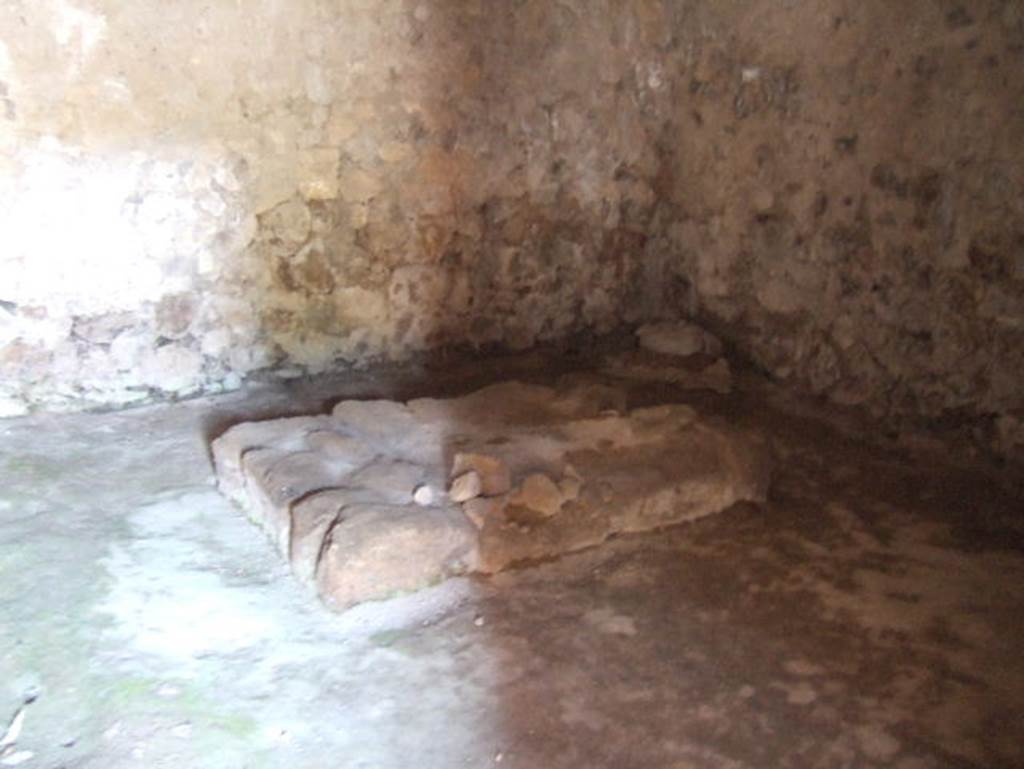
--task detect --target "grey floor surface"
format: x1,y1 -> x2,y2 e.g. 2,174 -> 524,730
2,355 -> 1022,769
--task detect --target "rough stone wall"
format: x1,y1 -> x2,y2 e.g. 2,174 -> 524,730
653,0 -> 1024,451
2,0 -> 1022,456
0,0 -> 673,414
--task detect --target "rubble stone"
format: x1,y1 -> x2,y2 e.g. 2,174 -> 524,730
637,322 -> 721,358
451,453 -> 512,497
508,473 -> 565,518
449,471 -> 483,504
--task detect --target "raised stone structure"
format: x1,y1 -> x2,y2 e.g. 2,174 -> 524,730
213,381 -> 771,610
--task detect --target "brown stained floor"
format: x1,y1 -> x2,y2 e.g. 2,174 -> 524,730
0,343 -> 1022,769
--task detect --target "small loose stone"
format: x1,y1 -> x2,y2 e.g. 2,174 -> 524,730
412,484 -> 435,506
509,473 -> 563,517
451,452 -> 512,496
449,471 -> 482,502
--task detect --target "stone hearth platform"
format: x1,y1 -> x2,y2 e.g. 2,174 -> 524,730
212,380 -> 771,611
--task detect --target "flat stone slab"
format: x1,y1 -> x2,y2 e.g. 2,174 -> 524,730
212,380 -> 771,611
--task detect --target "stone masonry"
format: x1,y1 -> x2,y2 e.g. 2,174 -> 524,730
212,379 -> 771,610
0,1 -> 1021,457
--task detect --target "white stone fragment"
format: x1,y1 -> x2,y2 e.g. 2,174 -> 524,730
412,484 -> 436,506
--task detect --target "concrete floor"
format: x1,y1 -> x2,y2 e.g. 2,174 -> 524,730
1,351 -> 1023,769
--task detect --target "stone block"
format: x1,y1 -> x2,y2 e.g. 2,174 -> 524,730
212,381 -> 772,611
